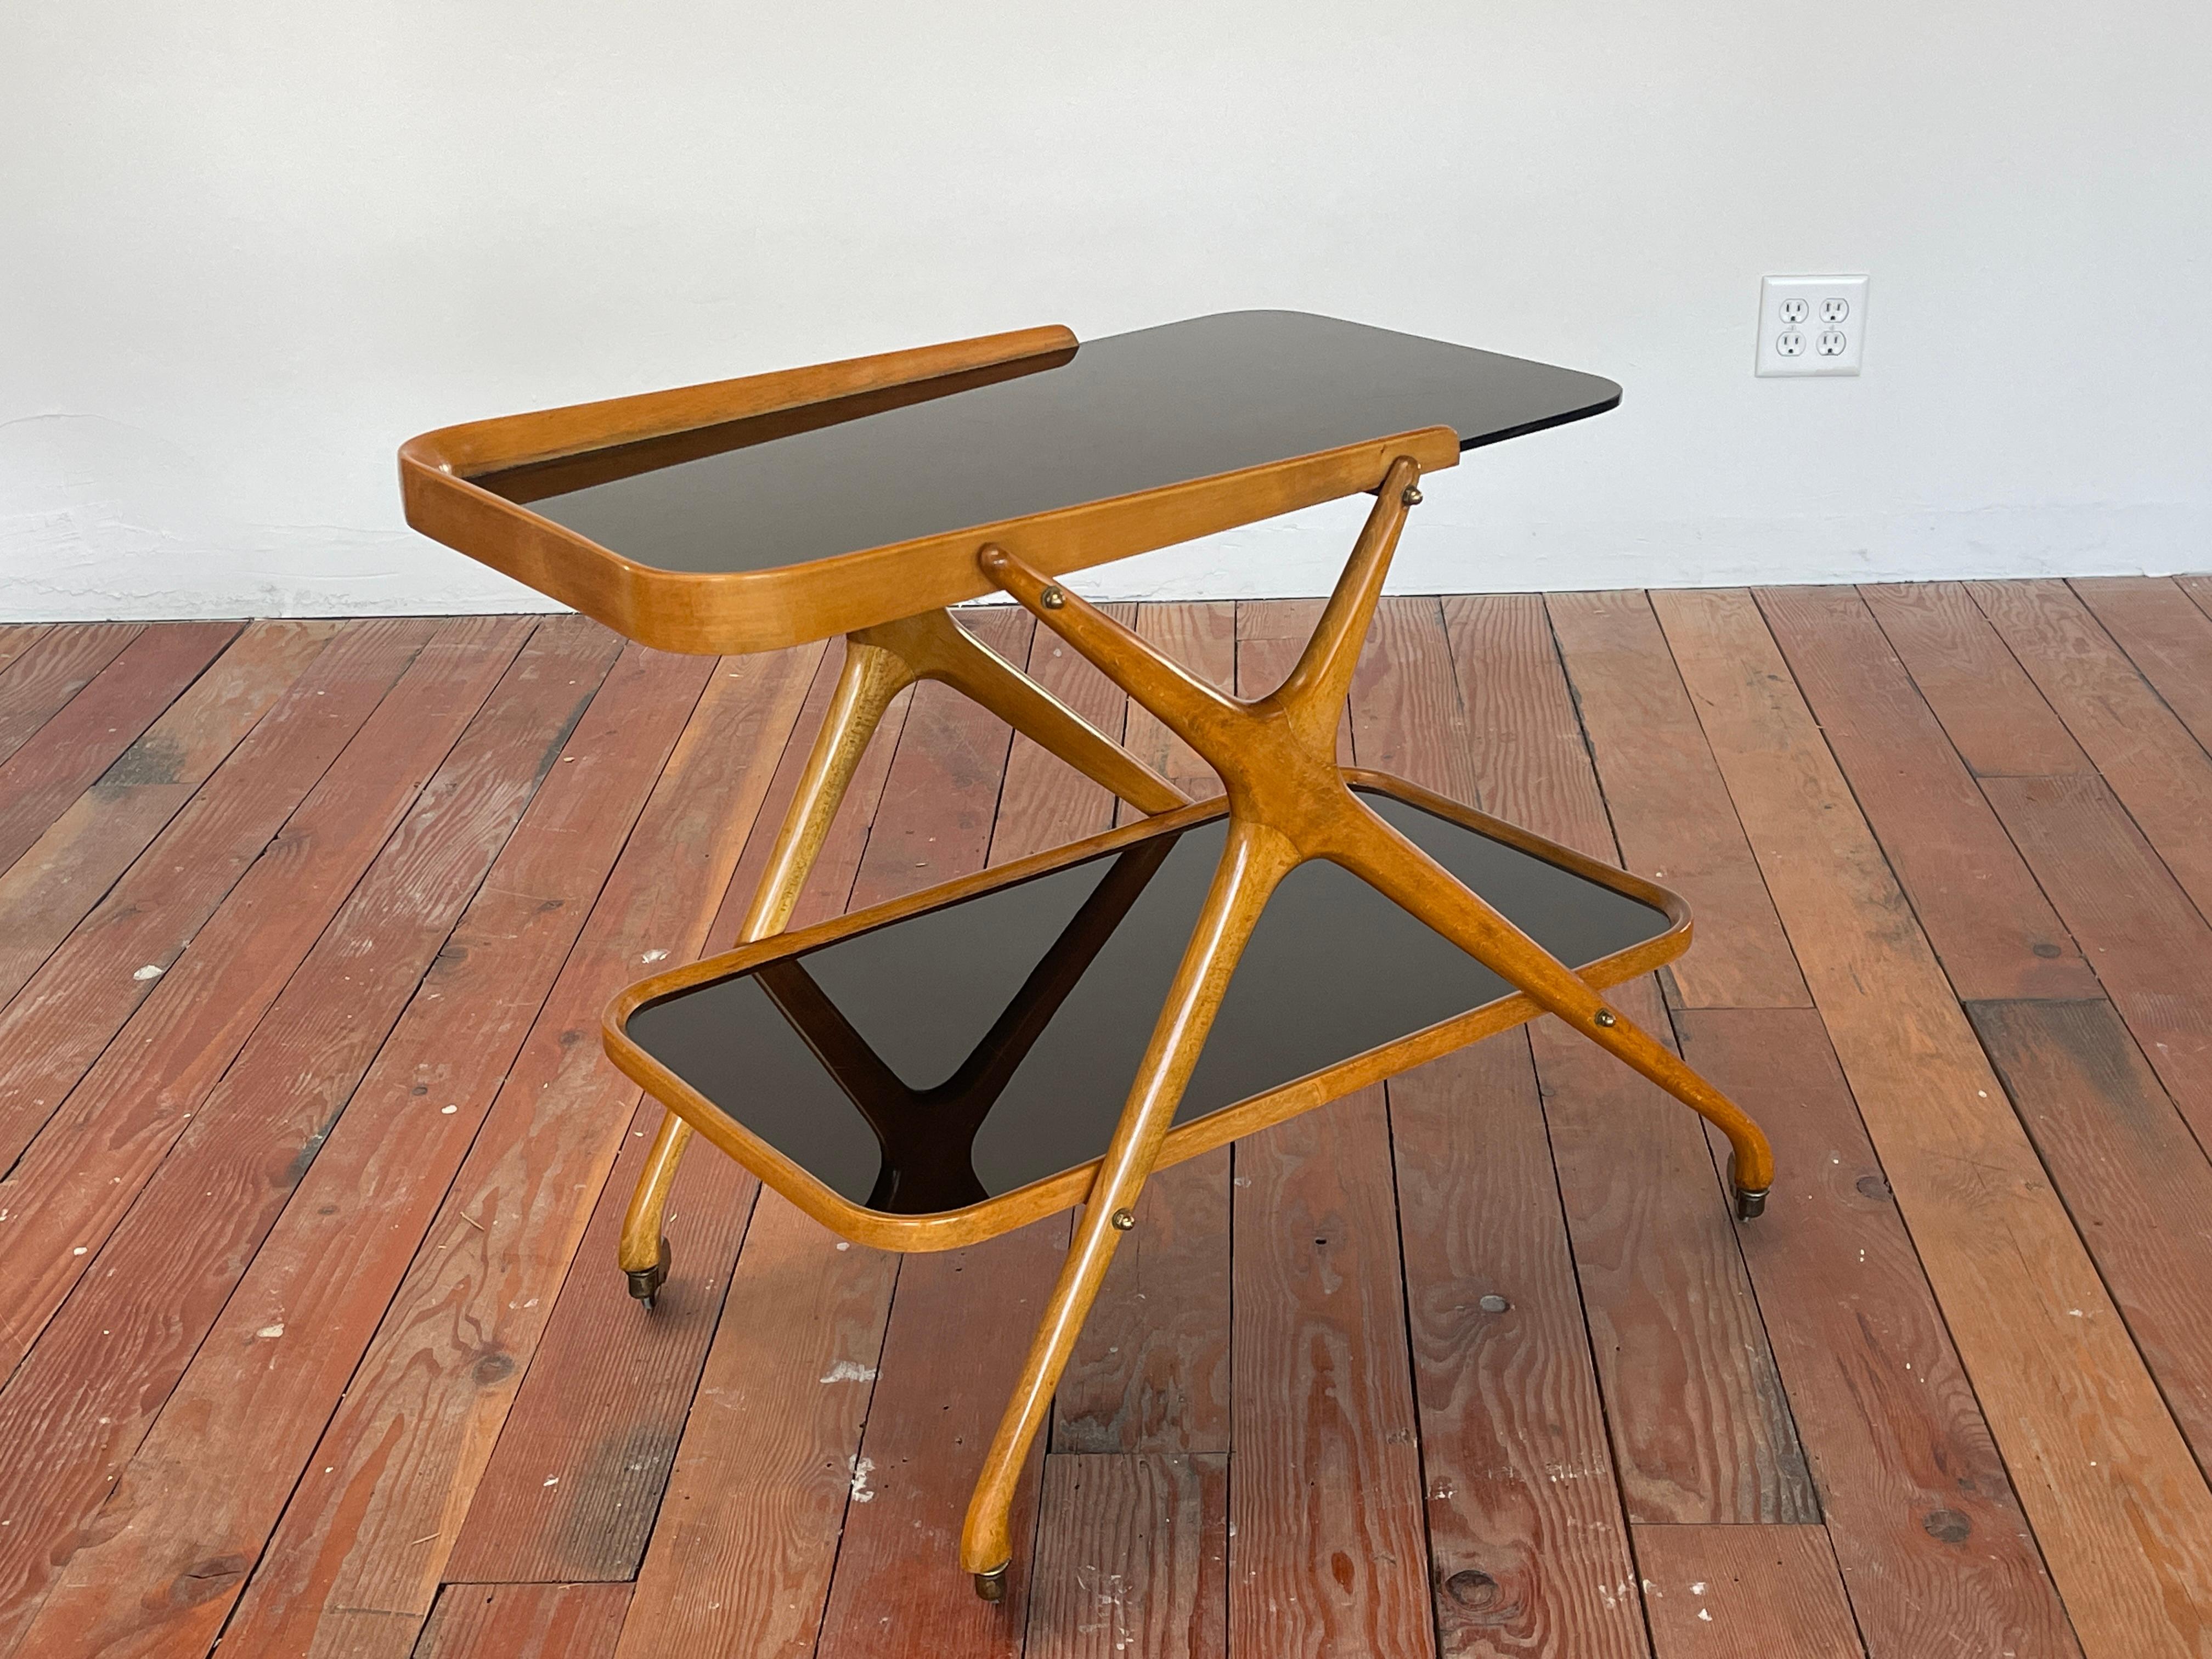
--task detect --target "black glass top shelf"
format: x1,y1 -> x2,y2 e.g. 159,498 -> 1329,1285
619,787 -> 1667,1222
489,312 -> 1620,577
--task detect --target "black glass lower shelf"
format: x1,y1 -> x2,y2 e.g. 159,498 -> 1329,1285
605,776 -> 1684,1247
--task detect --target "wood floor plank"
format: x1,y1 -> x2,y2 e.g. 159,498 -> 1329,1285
1654,585 -> 2212,1659
0,622 -> 133,766
1970,997 -> 2212,1474
599,636 -> 935,1658
0,620 -> 242,878
2072,577 -> 2212,755
1858,583 -> 2091,777
2178,573 -> 2212,626
441,647 -> 857,1586
0,620 -> 340,1008
1024,601 -> 1235,1643
1351,596 -> 1479,804
0,623 -> 614,1647
1026,1454 -> 1228,1659
1675,1007 -> 2083,1659
1218,599 -> 1430,1659
1114,600 -> 1234,820
813,607 -> 1068,1658
436,1116 -> 760,1585
1058,602 -> 1234,1456
394,647 -> 770,1593
0,640 -> 723,1659
999,601 -> 1135,856
0,616 -> 537,1371
413,1583 -> 630,1659
1978,772 -> 2212,1158
613,1193 -> 895,1659
0,623 -> 47,673
811,1230 -> 1063,1659
1546,590 -> 1810,1010
1359,595 -> 1648,1655
432,645 -> 849,1593
1440,592 -> 1812,1525
1392,1034 -> 1648,1659
1634,1526 -> 1864,1659
1528,983 -> 1815,1525
107,645 -> 803,1659
1756,585 -> 2097,1002
1229,1087 -> 1432,1659
0,624 -> 53,687
0,618 -> 426,1173
1970,578 -> 2212,918
217,646 -> 810,1659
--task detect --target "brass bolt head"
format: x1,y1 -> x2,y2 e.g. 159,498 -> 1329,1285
1040,585 -> 1066,610
1110,1207 -> 1136,1230
1593,1008 -> 1617,1028
1401,484 -> 1424,507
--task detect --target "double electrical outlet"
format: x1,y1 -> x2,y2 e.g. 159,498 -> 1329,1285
1756,274 -> 1868,376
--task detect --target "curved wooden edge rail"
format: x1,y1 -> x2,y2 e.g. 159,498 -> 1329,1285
397,323 -> 1462,656
599,769 -> 1693,1255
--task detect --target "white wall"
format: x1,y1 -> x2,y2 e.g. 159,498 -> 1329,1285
4,1 -> 2208,621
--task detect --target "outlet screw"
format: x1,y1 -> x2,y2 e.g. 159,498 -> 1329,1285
1593,1009 -> 1617,1028
1040,585 -> 1066,610
1110,1207 -> 1136,1230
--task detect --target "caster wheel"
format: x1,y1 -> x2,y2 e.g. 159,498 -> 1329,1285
972,1564 -> 1009,1602
625,1236 -> 672,1310
1726,1154 -> 1769,1222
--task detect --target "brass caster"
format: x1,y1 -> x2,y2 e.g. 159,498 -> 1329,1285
972,1563 -> 1010,1602
625,1236 -> 672,1310
1726,1154 -> 1769,1221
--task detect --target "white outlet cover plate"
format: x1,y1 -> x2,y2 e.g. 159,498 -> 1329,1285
1757,274 -> 1868,377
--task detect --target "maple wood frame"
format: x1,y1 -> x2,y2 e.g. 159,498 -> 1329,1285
603,469 -> 1776,1600
403,330 -> 1775,1602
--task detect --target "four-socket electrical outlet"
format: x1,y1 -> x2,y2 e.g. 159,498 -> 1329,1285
1756,274 -> 1868,376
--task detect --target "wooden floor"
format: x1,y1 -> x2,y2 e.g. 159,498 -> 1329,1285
3,582 -> 2212,1658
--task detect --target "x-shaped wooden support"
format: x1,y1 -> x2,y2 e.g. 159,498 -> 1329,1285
957,455 -> 1774,1594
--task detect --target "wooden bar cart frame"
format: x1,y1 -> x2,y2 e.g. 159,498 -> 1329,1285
399,323 -> 1775,1601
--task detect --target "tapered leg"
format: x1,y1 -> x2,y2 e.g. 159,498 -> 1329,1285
966,482 -> 1776,1592
960,820 -> 1299,1594
620,612 -> 1188,1302
1324,796 -> 1775,1206
618,635 -> 917,1301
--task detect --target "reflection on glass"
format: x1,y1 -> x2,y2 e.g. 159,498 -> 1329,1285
625,792 -> 1667,1215
501,312 -> 1621,577
748,836 -> 1173,1212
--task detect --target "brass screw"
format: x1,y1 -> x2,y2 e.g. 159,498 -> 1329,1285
1401,484 -> 1424,507
1040,585 -> 1066,610
1593,1009 -> 1617,1028
1110,1207 -> 1136,1230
